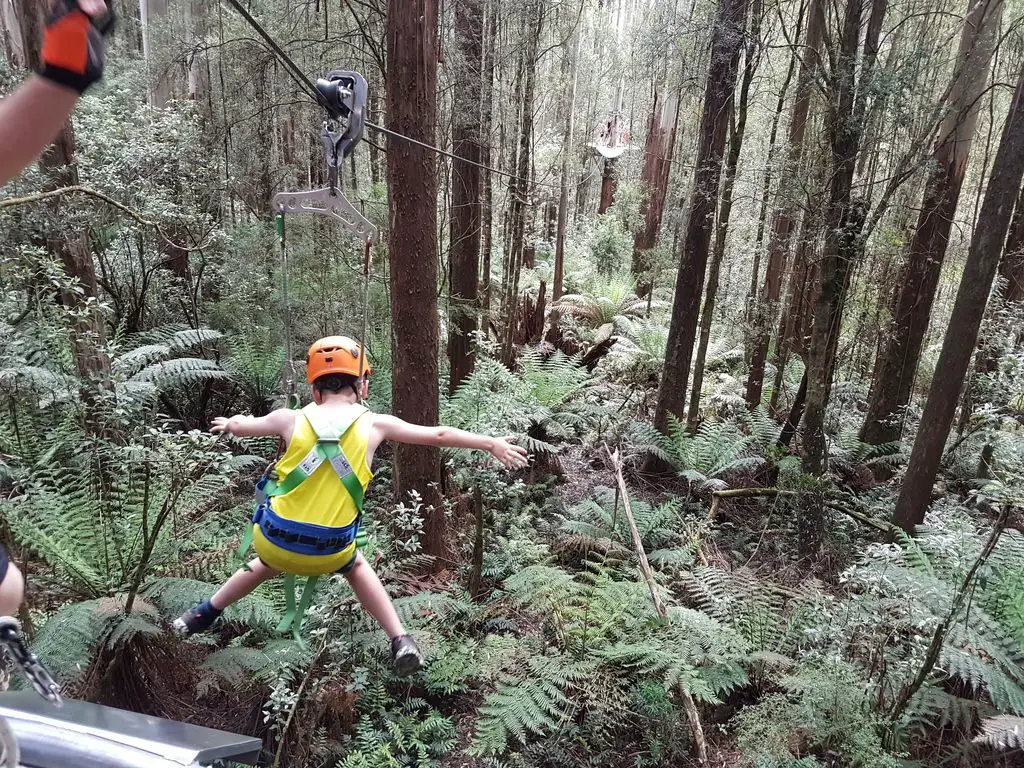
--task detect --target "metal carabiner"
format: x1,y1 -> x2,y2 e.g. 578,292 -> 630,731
0,618 -> 62,706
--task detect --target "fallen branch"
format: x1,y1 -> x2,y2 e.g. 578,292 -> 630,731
606,445 -> 709,767
695,488 -> 799,564
0,185 -> 211,252
707,487 -> 798,523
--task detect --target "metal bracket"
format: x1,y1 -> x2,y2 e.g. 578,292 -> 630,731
272,189 -> 377,244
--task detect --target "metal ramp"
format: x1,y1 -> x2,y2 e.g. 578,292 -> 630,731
0,691 -> 261,768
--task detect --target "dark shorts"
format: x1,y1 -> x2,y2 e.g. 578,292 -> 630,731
0,544 -> 8,584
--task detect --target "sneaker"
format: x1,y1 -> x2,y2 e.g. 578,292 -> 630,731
391,634 -> 423,677
0,715 -> 19,768
172,599 -> 221,637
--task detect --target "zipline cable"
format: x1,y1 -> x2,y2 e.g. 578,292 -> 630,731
220,0 -> 599,192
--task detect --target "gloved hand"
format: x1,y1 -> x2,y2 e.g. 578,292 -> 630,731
40,0 -> 115,95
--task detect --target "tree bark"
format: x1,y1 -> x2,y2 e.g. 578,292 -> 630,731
447,0 -> 484,393
545,23 -> 580,345
861,0 -> 1004,446
895,68 -> 1024,532
654,0 -> 750,431
386,0 -> 446,564
0,0 -> 24,66
552,29 -> 580,305
999,180 -> 1024,304
598,79 -> 625,214
745,0 -> 824,407
743,12 -> 802,347
688,0 -> 763,431
631,85 -> 681,296
801,0 -> 887,474
480,6 -> 497,325
501,1 -> 543,364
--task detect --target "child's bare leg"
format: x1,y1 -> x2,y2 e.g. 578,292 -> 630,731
211,558 -> 279,610
0,564 -> 24,617
175,558 -> 279,636
343,553 -> 405,638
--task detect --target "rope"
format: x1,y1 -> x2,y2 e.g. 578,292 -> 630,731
276,212 -> 297,406
358,237 -> 371,403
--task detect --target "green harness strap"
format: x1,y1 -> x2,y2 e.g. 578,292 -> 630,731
276,574 -> 320,644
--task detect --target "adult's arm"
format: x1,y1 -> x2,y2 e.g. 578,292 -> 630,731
0,77 -> 79,186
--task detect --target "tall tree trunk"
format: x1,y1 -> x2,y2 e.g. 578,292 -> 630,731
802,0 -> 887,474
447,0 -> 484,393
140,0 -> 171,106
745,0 -> 824,407
769,207 -> 818,414
15,0 -> 109,388
0,0 -> 24,66
688,0 -> 763,431
546,23 -> 580,345
654,0 -> 750,431
186,0 -> 209,102
894,67 -> 1024,532
480,6 -> 497,326
552,29 -> 580,305
386,0 -> 446,564
501,1 -> 543,363
743,12 -> 802,346
631,85 -> 681,296
999,181 -> 1024,304
860,0 -> 1004,446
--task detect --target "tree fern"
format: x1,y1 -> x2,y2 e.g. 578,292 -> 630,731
630,414 -> 764,491
223,333 -> 285,414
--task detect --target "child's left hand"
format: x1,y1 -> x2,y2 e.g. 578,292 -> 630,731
490,437 -> 529,470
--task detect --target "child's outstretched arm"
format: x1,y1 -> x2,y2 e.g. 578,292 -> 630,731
373,414 -> 528,470
211,409 -> 295,440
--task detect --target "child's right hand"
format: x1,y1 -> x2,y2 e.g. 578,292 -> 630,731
490,437 -> 529,470
210,416 -> 231,435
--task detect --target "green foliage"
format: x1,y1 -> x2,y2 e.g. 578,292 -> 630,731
630,412 -> 766,491
470,653 -> 589,756
734,661 -> 900,768
222,333 -> 286,415
552,274 -> 651,335
444,346 -> 601,455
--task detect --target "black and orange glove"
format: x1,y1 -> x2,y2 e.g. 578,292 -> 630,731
40,0 -> 115,95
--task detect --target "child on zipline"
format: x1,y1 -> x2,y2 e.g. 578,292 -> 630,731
175,336 -> 528,676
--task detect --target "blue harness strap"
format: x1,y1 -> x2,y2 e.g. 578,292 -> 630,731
251,501 -> 360,557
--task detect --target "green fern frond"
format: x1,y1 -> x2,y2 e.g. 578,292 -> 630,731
975,714 -> 1024,749
31,599 -> 106,684
131,357 -> 229,388
468,653 -> 585,756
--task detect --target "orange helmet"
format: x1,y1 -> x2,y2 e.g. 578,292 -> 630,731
306,336 -> 371,384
